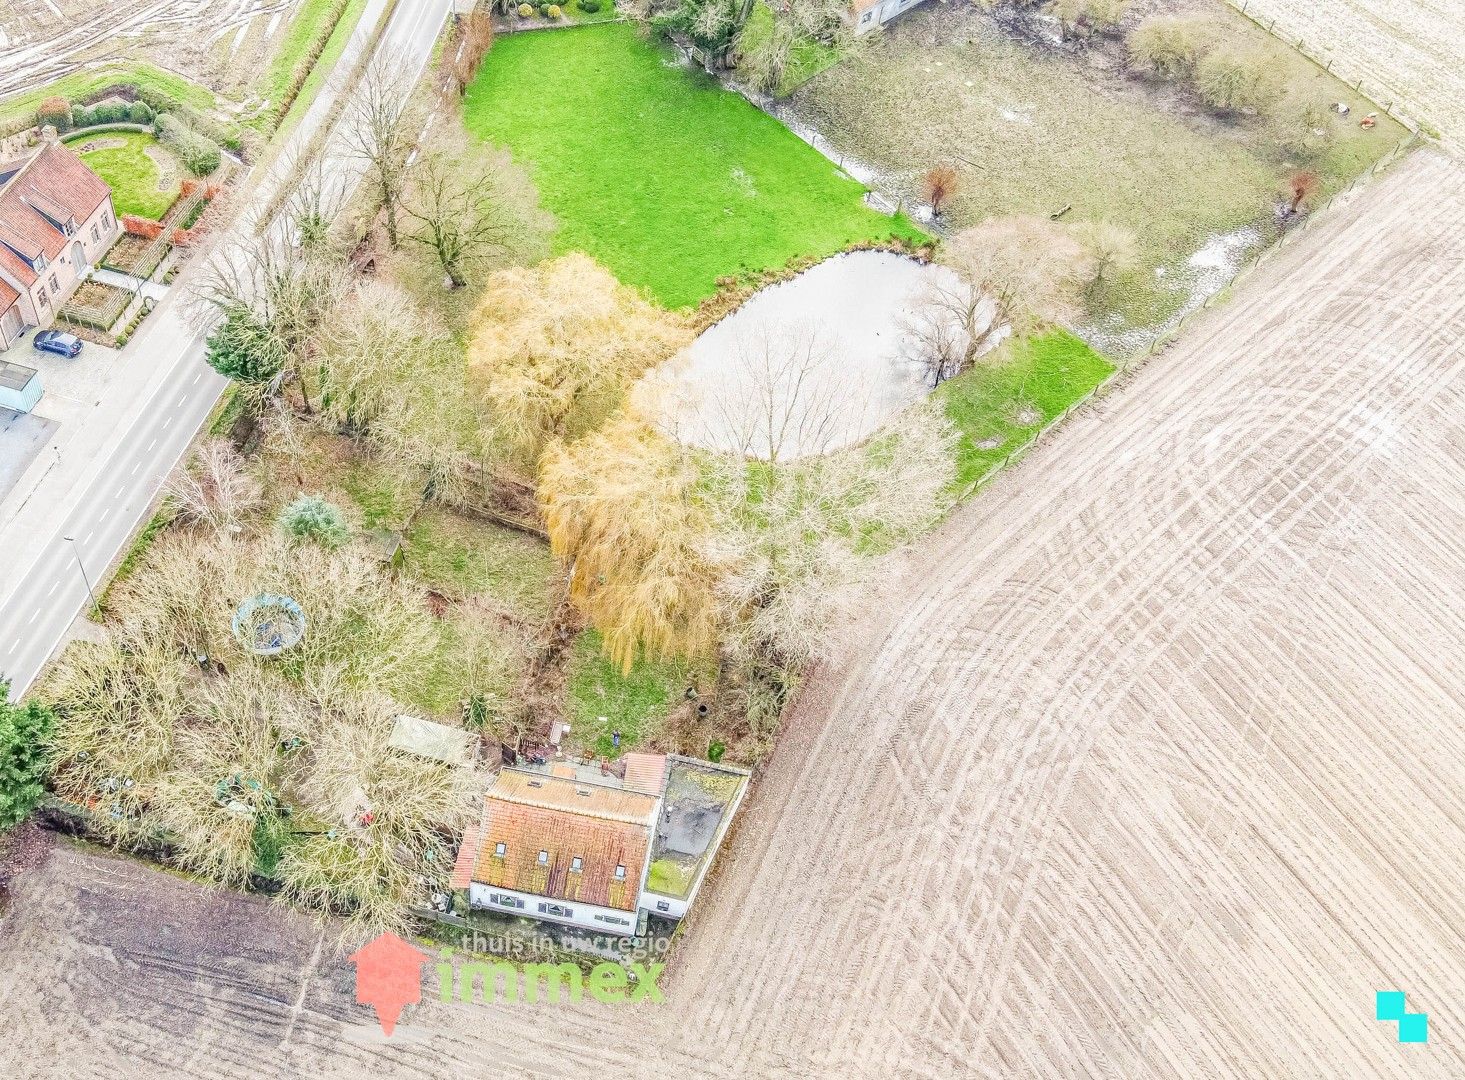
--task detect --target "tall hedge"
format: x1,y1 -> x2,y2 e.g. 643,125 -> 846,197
158,112 -> 221,176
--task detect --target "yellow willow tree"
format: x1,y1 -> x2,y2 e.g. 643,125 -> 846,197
467,254 -> 691,474
538,415 -> 721,672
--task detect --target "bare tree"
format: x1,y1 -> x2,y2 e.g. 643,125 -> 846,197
400,129 -> 531,289
1072,219 -> 1139,289
448,9 -> 495,97
642,320 -> 859,462
340,51 -> 418,248
904,216 -> 1094,386
165,439 -> 263,535
1286,168 -> 1321,214
192,228 -> 353,411
704,401 -> 957,672
922,165 -> 959,218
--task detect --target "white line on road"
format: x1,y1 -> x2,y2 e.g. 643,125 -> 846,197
46,582 -> 57,598
27,610 -> 38,626
146,438 -> 157,452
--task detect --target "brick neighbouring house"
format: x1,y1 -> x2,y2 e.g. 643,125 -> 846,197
0,134 -> 121,351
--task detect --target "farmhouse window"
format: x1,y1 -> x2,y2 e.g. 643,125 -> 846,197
570,857 -> 583,872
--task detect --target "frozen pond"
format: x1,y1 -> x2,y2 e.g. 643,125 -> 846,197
642,251 -> 974,461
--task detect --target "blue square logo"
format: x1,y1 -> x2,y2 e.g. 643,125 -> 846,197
1398,1013 -> 1428,1044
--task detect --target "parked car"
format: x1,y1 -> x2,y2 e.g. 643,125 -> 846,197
32,329 -> 83,358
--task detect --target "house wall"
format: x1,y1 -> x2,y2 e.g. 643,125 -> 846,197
468,882 -> 640,937
0,303 -> 21,349
26,195 -> 120,329
852,0 -> 929,34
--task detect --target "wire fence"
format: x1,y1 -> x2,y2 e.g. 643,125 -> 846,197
1228,0 -> 1428,137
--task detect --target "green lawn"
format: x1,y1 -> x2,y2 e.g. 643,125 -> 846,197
938,331 -> 1115,489
269,0 -> 370,136
0,63 -> 217,138
566,630 -> 713,757
462,24 -> 923,309
71,131 -> 181,221
402,507 -> 555,622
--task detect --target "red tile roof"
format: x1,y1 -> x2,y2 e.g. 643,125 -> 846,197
622,752 -> 668,796
0,277 -> 18,314
0,143 -> 112,287
462,770 -> 658,912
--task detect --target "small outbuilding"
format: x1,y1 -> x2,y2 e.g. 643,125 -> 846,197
0,358 -> 42,413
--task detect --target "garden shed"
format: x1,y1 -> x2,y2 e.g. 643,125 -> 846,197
0,358 -> 41,413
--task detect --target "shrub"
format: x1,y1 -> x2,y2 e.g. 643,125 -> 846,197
1194,44 -> 1284,114
36,96 -> 73,132
1270,90 -> 1337,154
0,685 -> 55,831
70,105 -> 95,129
539,3 -> 552,14
518,3 -> 532,14
278,495 -> 351,548
94,100 -> 129,124
547,3 -> 562,15
1126,15 -> 1217,79
158,113 -> 221,176
579,0 -> 601,10
128,101 -> 155,125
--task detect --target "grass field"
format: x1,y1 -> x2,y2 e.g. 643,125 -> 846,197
0,63 -> 217,138
789,5 -> 1407,349
462,24 -> 923,309
268,0 -> 370,136
939,331 -> 1115,489
71,131 -> 180,221
259,0 -> 348,108
566,630 -> 713,758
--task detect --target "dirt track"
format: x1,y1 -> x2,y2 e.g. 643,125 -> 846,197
1,141 -> 1462,1077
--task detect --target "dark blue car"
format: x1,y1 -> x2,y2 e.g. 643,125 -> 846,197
32,329 -> 83,358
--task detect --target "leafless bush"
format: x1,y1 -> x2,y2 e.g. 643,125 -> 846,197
906,216 -> 1093,386
166,439 -> 263,535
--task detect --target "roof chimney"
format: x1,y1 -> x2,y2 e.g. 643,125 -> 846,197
39,125 -> 59,146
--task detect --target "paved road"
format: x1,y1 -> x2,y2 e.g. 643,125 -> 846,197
0,0 -> 452,700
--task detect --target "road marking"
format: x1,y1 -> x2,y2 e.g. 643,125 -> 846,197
27,610 -> 39,626
46,582 -> 58,598
177,395 -> 187,408
146,438 -> 157,452
99,507 -> 110,523
192,371 -> 203,386
162,415 -> 173,430
131,462 -> 141,476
